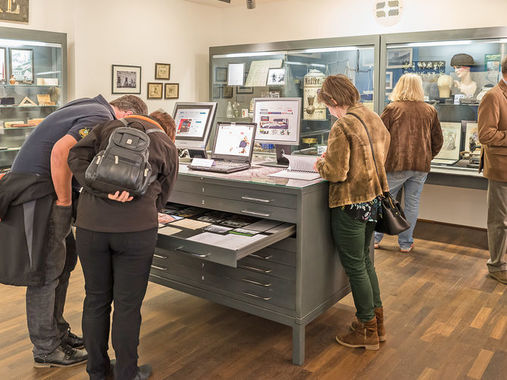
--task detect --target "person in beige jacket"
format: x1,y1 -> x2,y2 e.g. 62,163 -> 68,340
315,75 -> 390,351
477,56 -> 507,285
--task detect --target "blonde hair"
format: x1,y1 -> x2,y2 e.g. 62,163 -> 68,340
389,73 -> 424,102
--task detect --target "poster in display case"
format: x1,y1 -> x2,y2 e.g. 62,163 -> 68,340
10,48 -> 33,83
433,122 -> 461,162
387,47 -> 412,68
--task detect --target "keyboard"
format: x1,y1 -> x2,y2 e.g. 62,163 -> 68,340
189,161 -> 250,173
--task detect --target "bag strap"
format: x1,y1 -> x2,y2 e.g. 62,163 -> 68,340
118,117 -> 165,136
347,112 -> 381,182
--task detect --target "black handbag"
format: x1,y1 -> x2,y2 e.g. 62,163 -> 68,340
348,112 -> 410,235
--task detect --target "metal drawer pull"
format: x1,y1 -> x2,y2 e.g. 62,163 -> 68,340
250,253 -> 272,260
175,246 -> 210,259
241,196 -> 271,203
242,291 -> 272,301
241,278 -> 271,287
238,264 -> 272,274
240,209 -> 270,217
151,265 -> 167,271
153,254 -> 167,260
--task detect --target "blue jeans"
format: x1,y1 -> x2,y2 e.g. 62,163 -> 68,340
375,171 -> 428,249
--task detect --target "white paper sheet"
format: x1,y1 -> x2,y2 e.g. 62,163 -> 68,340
187,232 -> 266,249
245,59 -> 283,87
227,63 -> 245,86
244,220 -> 282,232
269,170 -> 321,180
171,219 -> 211,230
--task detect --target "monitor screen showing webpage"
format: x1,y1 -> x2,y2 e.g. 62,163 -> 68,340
253,98 -> 301,145
214,123 -> 255,158
174,107 -> 210,139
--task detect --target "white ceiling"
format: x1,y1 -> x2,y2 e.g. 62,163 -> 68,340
184,0 -> 286,8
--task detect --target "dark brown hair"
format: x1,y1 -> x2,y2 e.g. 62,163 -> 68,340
317,74 -> 360,108
149,110 -> 176,141
110,95 -> 148,115
502,56 -> 507,75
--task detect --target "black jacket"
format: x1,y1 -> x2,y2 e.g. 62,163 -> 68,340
0,172 -> 55,286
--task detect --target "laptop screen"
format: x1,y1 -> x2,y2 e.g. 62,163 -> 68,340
212,123 -> 256,161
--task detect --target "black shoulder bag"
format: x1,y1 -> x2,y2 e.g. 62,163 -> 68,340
348,112 -> 410,235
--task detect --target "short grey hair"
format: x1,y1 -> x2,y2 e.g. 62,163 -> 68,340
109,95 -> 147,115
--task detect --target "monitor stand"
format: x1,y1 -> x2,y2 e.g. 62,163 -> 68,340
259,144 -> 291,168
188,149 -> 207,159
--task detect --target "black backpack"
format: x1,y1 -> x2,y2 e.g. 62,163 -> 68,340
84,118 -> 164,197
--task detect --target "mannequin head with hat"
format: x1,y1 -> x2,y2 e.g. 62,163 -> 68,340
451,53 -> 477,98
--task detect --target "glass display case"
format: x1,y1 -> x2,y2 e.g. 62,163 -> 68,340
209,35 -> 379,158
380,27 -> 507,180
0,26 -> 67,170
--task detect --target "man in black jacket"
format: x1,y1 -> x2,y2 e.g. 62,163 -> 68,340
1,94 -> 147,368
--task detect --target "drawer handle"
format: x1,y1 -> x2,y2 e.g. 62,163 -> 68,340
153,254 -> 166,260
250,253 -> 272,260
240,209 -> 270,217
241,196 -> 271,203
238,264 -> 272,274
175,246 -> 210,259
242,291 -> 272,301
241,278 -> 271,287
151,265 -> 167,271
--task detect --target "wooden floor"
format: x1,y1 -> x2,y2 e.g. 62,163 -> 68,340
1,228 -> 505,380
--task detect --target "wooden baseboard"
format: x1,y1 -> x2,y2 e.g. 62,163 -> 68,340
417,219 -> 487,232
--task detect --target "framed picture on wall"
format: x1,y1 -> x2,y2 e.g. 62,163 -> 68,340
164,83 -> 179,99
112,65 -> 141,94
155,63 -> 171,80
386,47 -> 413,69
10,48 -> 33,83
0,48 -> 5,82
385,71 -> 393,90
147,82 -> 163,99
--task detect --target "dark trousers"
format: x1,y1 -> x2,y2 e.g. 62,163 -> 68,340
331,207 -> 382,322
26,203 -> 77,356
76,227 -> 157,380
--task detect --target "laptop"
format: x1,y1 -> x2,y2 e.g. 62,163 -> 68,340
188,122 -> 257,174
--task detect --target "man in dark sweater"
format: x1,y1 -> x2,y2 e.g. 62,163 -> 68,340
9,94 -> 147,368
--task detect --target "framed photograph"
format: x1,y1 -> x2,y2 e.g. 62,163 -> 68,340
385,72 -> 393,90
433,122 -> 462,161
147,83 -> 163,99
215,66 -> 227,83
0,0 -> 28,23
237,86 -> 253,94
386,47 -> 413,69
267,68 -> 286,86
112,65 -> 141,94
464,121 -> 480,152
10,48 -> 33,83
164,83 -> 179,99
222,86 -> 233,98
155,63 -> 171,80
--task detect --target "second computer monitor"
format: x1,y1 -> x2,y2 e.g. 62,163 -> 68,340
173,102 -> 217,157
253,97 -> 301,146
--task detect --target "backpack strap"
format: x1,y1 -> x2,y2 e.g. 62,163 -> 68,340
118,118 -> 129,127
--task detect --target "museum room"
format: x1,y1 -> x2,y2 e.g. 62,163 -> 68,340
0,0 -> 505,379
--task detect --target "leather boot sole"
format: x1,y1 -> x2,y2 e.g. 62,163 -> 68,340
488,272 -> 507,284
33,359 -> 87,368
335,336 -> 379,351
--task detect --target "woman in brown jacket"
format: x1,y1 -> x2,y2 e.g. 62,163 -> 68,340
315,75 -> 390,351
374,74 -> 443,253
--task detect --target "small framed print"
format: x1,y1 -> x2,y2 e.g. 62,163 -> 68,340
385,72 -> 393,90
215,66 -> 228,83
155,63 -> 171,80
164,83 -> 179,99
237,86 -> 253,94
387,47 -> 413,69
433,122 -> 462,162
222,86 -> 233,98
10,48 -> 33,83
147,82 -> 163,99
112,65 -> 141,94
267,68 -> 285,86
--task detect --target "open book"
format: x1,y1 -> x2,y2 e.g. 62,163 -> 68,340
269,154 -> 321,180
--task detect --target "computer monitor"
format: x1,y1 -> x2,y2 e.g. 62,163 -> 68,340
253,97 -> 301,146
172,102 -> 217,158
211,122 -> 257,164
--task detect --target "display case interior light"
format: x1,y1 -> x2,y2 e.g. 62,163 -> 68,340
302,46 -> 358,53
390,40 -> 473,48
213,51 -> 286,58
285,61 -> 326,68
0,39 -> 61,48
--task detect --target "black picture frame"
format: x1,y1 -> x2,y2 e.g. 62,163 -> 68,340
147,82 -> 163,99
215,66 -> 227,83
112,64 -> 141,94
155,62 -> 171,80
10,48 -> 33,84
164,83 -> 179,99
237,86 -> 253,94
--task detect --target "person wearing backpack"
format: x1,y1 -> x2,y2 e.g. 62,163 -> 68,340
68,111 -> 179,380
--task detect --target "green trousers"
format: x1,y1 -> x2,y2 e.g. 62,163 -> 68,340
331,207 -> 382,322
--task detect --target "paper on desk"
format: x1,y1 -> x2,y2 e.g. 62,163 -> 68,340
245,59 -> 283,87
158,226 -> 182,236
171,219 -> 211,230
269,170 -> 321,180
284,154 -> 319,173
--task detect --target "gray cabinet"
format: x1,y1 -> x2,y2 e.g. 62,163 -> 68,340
150,165 -> 363,365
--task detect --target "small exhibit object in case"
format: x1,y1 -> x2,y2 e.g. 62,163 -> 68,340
37,94 -> 55,106
36,78 -> 59,86
18,96 -> 37,106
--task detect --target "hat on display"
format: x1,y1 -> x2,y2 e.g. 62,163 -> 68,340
450,53 -> 475,67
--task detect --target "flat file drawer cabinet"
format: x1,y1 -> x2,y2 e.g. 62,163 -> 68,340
150,168 -> 365,365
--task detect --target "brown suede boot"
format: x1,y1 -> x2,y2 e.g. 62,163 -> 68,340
336,317 -> 379,350
350,307 -> 386,342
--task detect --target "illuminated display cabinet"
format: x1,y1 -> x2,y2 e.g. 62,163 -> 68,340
0,26 -> 67,170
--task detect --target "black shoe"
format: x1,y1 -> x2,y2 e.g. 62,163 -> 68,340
34,344 -> 88,368
133,364 -> 152,380
62,329 -> 84,349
